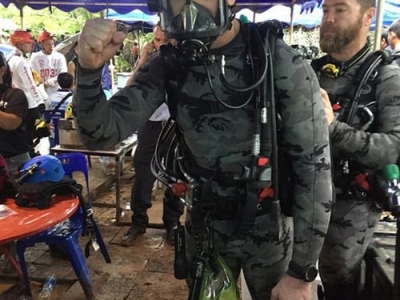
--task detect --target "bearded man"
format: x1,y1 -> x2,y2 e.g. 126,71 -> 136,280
312,0 -> 400,299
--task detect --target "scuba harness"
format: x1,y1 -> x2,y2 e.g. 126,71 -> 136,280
312,44 -> 392,134
312,45 -> 395,199
150,20 -> 286,299
313,43 -> 371,79
152,20 -> 284,225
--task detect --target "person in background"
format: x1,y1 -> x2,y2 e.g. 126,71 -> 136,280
314,0 -> 400,299
380,28 -> 390,50
55,34 -> 66,45
0,52 -> 28,273
121,24 -> 184,247
67,42 -> 79,88
388,19 -> 400,62
0,32 -> 9,44
46,72 -> 73,110
131,41 -> 139,64
0,51 -> 29,174
68,42 -> 112,95
30,30 -> 67,101
8,30 -> 45,155
101,61 -> 112,92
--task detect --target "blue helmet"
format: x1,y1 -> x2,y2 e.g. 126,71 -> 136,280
21,155 -> 65,183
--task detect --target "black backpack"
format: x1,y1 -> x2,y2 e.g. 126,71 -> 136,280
15,176 -> 80,209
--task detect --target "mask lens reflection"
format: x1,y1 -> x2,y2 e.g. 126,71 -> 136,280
183,2 -> 198,31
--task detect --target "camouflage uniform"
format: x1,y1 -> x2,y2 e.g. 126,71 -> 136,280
74,22 -> 332,299
315,49 -> 400,300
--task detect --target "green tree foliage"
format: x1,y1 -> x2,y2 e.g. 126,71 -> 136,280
0,4 -> 98,36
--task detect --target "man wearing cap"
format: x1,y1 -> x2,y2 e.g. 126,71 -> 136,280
8,30 -> 45,152
30,30 -> 67,100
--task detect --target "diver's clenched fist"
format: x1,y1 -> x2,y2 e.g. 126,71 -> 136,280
78,18 -> 126,69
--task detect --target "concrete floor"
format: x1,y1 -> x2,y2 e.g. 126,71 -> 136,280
0,156 -> 189,300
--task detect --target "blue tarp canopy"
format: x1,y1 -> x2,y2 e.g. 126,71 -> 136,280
105,9 -> 159,25
103,0 -> 297,25
377,0 -> 400,28
236,0 -> 294,12
0,0 -> 151,14
237,0 -> 400,30
0,0 -> 315,14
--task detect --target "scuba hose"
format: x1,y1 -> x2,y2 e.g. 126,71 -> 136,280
219,24 -> 268,93
346,50 -> 391,126
339,50 -> 392,175
202,23 -> 269,109
150,118 -> 200,208
150,117 -> 180,186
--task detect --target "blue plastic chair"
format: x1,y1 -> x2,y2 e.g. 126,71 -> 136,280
42,109 -> 65,148
57,152 -> 90,201
16,207 -> 95,299
56,152 -> 110,261
16,153 -> 110,300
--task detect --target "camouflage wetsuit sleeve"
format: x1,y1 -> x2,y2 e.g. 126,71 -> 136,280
274,40 -> 332,269
329,63 -> 400,170
74,56 -> 166,150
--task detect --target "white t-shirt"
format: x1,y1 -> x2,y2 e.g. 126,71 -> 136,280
8,49 -> 44,109
149,103 -> 170,122
30,50 -> 67,99
45,89 -> 73,110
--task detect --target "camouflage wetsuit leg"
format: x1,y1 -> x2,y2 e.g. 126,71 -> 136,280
186,210 -> 293,300
319,196 -> 381,300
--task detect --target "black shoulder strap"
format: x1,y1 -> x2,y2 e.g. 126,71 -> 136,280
353,50 -> 392,86
346,50 -> 392,125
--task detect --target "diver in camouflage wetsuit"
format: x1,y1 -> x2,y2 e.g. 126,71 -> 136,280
73,0 -> 332,299
316,0 -> 400,299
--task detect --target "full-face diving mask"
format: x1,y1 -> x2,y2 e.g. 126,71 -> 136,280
148,0 -> 232,41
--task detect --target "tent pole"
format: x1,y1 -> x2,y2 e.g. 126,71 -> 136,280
109,59 -> 116,93
373,0 -> 384,51
289,4 -> 294,45
19,7 -> 24,30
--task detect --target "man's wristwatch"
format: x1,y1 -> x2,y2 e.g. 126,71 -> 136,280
287,261 -> 318,282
